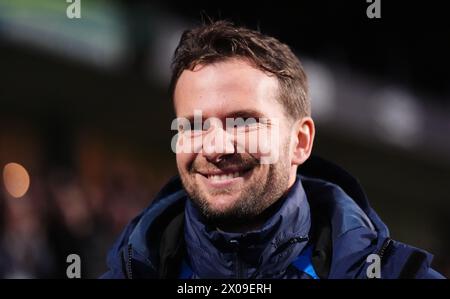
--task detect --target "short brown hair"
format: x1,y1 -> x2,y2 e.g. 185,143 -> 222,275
170,21 -> 310,119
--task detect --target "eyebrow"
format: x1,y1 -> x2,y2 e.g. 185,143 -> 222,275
182,109 -> 267,123
227,109 -> 267,119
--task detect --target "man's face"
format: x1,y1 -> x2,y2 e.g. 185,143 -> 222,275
173,59 -> 298,225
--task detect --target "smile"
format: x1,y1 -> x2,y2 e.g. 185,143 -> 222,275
196,167 -> 254,187
207,172 -> 241,181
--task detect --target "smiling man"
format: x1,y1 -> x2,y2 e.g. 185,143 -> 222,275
173,57 -> 310,233
102,21 -> 444,279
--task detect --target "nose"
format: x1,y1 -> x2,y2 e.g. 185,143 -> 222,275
201,125 -> 236,163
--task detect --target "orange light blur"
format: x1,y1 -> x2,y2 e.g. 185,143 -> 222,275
2,162 -> 30,198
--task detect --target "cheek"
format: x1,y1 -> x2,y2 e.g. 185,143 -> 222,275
176,152 -> 196,173
235,129 -> 282,164
175,133 -> 202,154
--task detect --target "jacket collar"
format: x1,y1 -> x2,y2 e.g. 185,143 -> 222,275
183,175 -> 311,278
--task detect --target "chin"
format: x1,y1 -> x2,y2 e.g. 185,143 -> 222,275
204,193 -> 240,213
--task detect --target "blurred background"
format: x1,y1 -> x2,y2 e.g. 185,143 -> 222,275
0,0 -> 449,278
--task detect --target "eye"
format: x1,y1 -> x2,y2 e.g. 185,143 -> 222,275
181,121 -> 207,137
202,119 -> 212,131
177,119 -> 189,132
227,117 -> 259,130
241,118 -> 258,126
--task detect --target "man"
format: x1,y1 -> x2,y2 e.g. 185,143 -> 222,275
102,21 -> 444,279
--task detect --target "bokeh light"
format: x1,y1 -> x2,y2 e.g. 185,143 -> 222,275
2,162 -> 30,198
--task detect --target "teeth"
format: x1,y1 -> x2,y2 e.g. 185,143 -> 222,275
208,172 -> 240,181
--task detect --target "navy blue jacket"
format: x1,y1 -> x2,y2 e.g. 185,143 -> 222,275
101,156 -> 445,279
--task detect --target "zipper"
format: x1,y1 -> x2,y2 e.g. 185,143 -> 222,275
365,237 -> 392,279
288,236 -> 309,245
247,235 -> 309,279
230,236 -> 309,278
236,254 -> 244,278
378,237 -> 393,260
229,239 -> 244,278
126,244 -> 133,279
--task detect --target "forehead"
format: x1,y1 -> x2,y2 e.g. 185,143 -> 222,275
173,59 -> 283,119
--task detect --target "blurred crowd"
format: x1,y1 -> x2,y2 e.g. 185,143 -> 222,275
0,129 -> 172,278
0,167 -> 155,278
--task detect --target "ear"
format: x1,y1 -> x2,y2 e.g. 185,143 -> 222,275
291,117 -> 315,166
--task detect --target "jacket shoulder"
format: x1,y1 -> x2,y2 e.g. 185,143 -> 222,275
376,238 -> 445,279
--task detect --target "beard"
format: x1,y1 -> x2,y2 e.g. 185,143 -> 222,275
179,142 -> 292,229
